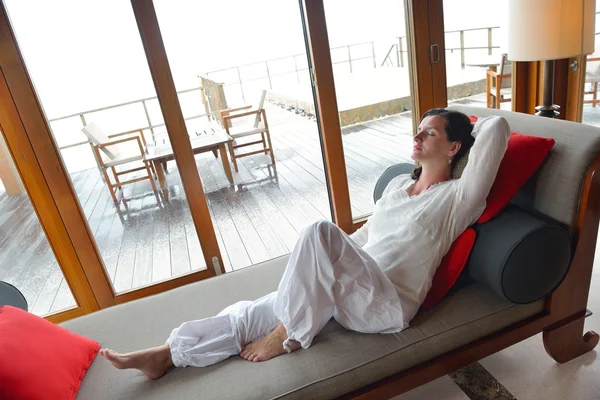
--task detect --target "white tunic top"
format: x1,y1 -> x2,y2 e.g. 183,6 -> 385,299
350,116 -> 510,322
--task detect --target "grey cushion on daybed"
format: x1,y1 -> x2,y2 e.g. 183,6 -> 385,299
62,256 -> 544,400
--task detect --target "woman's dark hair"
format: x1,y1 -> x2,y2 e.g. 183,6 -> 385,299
411,108 -> 475,180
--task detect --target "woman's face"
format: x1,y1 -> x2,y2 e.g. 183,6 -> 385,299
411,115 -> 460,163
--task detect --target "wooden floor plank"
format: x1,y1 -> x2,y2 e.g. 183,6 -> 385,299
232,160 -> 290,259
236,158 -> 300,252
237,157 -> 309,238
50,276 -> 77,313
167,184 -> 192,278
112,181 -> 145,292
273,128 -> 377,215
209,154 -> 271,268
200,156 -> 252,270
131,188 -> 157,288
30,265 -> 64,316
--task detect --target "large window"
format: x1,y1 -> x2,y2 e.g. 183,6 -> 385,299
5,0 -> 212,296
154,0 -> 332,271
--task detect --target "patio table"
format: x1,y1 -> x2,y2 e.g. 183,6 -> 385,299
145,130 -> 233,199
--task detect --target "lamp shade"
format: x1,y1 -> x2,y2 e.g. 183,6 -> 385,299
508,0 -> 596,61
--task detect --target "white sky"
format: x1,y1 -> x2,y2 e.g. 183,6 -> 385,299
4,0 -> 508,118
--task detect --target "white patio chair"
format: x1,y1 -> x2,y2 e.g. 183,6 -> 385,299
218,90 -> 275,172
81,123 -> 157,205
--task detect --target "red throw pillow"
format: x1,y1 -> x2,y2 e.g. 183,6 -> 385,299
0,305 -> 100,400
422,228 -> 476,309
469,116 -> 555,223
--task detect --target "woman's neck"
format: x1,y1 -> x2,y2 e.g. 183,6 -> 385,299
416,165 -> 452,191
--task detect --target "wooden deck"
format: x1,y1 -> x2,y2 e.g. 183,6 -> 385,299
0,103 -> 416,316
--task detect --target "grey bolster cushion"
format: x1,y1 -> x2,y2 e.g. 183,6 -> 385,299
0,281 -> 28,311
466,205 -> 571,304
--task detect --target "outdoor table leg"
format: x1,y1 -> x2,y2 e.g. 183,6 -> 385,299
153,159 -> 169,199
219,143 -> 233,184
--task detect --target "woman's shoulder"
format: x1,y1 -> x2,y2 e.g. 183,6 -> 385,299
382,174 -> 412,196
389,174 -> 412,187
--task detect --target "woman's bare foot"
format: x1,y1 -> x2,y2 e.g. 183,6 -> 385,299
240,324 -> 301,362
99,344 -> 175,380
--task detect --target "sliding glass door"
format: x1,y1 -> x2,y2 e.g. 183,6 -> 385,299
0,0 -> 446,320
3,0 -> 222,305
152,0 -> 332,272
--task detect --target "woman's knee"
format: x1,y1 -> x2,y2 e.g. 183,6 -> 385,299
305,220 -> 338,236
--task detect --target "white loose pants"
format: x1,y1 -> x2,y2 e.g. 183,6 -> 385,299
166,220 -> 406,368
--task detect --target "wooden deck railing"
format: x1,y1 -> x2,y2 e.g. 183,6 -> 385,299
381,26 -> 501,69
46,24 -> 519,156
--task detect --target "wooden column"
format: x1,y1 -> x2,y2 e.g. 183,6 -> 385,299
552,59 -> 569,120
512,61 -> 541,114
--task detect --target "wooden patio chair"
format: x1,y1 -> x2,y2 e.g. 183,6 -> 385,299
81,123 -> 157,205
486,53 -> 512,109
199,75 -> 229,126
220,90 -> 275,172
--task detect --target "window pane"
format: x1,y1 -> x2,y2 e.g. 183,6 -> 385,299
153,0 -> 332,271
444,0 -> 511,111
0,128 -> 75,316
324,0 -> 415,220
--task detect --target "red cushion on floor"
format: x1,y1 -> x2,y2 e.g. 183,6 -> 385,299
422,228 -> 476,309
468,116 -> 555,223
0,305 -> 100,400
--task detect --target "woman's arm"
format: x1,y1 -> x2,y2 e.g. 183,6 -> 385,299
457,116 -> 510,206
349,219 -> 370,248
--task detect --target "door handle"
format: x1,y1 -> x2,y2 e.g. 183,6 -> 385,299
430,44 -> 439,64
